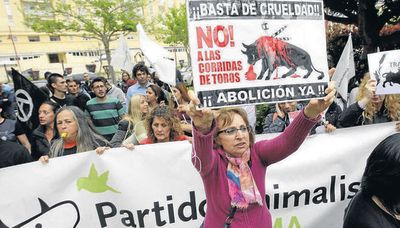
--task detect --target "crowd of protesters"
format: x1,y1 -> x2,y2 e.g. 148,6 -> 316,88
0,62 -> 399,166
0,60 -> 399,227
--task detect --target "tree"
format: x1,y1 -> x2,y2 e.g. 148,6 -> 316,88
156,4 -> 191,67
324,0 -> 400,57
25,0 -> 143,84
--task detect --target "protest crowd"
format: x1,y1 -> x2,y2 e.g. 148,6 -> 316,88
1,4 -> 400,226
1,59 -> 400,227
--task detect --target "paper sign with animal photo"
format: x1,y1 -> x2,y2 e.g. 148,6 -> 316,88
187,0 -> 329,108
368,49 -> 400,95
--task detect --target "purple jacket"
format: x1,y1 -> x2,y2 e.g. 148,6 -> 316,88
192,110 -> 319,228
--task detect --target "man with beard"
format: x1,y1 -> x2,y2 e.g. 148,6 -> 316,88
85,77 -> 125,141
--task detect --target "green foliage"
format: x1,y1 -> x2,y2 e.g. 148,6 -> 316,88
156,4 -> 188,49
255,104 -> 270,134
24,0 -> 143,83
25,0 -> 140,40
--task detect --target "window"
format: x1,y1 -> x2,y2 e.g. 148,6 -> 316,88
48,54 -> 60,63
49,35 -> 60,41
22,2 -> 54,17
28,36 -> 40,42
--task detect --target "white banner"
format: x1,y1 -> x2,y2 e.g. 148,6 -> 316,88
137,24 -> 176,86
0,122 -> 396,228
186,0 -> 329,108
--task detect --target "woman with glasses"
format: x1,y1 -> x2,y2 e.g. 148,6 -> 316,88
187,82 -> 336,228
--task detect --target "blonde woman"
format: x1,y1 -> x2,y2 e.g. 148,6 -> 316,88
339,73 -> 400,128
110,94 -> 149,147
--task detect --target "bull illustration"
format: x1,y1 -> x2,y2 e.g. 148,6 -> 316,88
242,36 -> 324,80
382,70 -> 400,88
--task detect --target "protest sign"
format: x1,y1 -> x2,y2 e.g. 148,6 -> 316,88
187,0 -> 329,108
0,122 -> 396,227
368,49 -> 400,95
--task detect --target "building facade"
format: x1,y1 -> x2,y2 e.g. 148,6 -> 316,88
0,0 -> 187,82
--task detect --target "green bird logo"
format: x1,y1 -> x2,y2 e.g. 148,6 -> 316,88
76,164 -> 120,193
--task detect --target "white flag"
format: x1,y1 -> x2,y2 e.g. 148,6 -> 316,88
111,34 -> 134,73
137,24 -> 176,86
331,34 -> 355,105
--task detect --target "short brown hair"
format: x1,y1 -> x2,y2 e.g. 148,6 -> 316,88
214,107 -> 255,148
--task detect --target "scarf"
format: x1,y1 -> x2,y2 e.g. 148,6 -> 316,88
226,149 -> 263,209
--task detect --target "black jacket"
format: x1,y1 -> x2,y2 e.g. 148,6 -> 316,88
73,90 -> 91,111
338,102 -> 390,128
343,190 -> 400,228
31,125 -> 59,160
325,101 -> 342,126
0,140 -> 32,168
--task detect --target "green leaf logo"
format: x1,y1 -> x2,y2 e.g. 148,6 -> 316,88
76,164 -> 120,194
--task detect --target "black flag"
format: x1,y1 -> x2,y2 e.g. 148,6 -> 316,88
11,68 -> 48,132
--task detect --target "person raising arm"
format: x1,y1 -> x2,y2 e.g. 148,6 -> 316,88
187,82 -> 336,228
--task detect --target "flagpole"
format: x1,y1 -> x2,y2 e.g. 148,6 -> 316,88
8,26 -> 21,72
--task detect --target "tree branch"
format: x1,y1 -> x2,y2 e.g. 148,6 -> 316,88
324,14 -> 357,24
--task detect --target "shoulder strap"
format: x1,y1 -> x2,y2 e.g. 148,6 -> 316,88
122,121 -> 132,141
224,206 -> 237,228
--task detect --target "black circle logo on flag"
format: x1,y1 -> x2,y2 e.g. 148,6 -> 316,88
15,89 -> 33,122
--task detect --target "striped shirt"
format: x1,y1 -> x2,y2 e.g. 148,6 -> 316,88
85,97 -> 125,141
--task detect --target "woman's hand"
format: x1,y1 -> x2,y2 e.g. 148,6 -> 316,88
39,155 -> 49,164
122,143 -> 135,150
95,147 -> 110,155
324,123 -> 336,133
186,91 -> 214,134
395,122 -> 400,132
304,81 -> 336,119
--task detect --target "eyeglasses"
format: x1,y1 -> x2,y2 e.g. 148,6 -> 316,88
217,125 -> 251,136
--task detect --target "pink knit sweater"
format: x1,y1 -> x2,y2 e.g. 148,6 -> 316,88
192,109 -> 319,228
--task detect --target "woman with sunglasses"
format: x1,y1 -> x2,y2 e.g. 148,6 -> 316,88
187,82 -> 336,228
